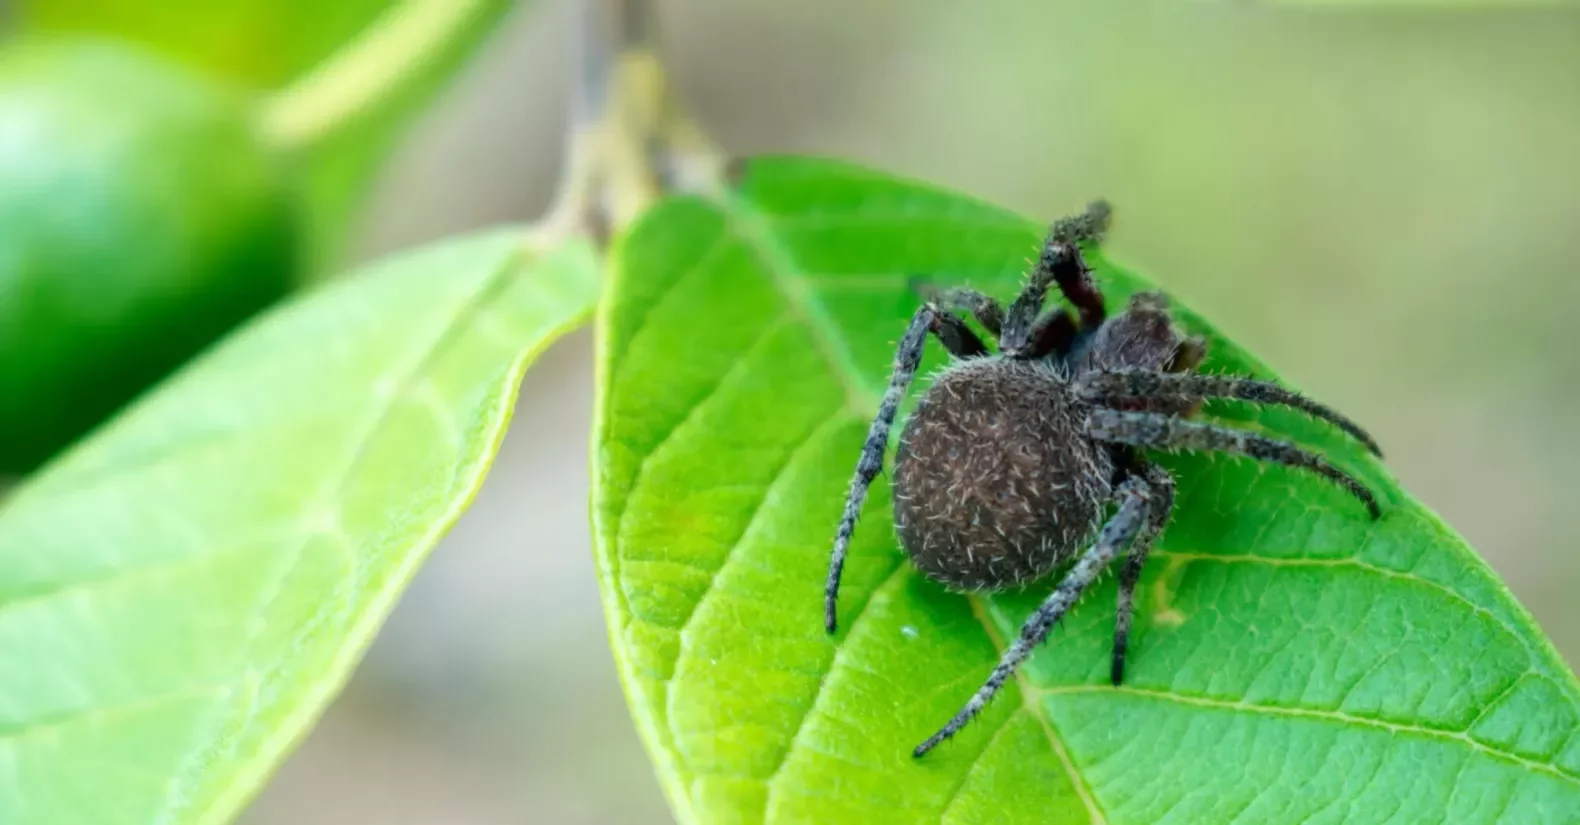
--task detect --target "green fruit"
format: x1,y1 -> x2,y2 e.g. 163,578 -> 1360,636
0,37 -> 298,474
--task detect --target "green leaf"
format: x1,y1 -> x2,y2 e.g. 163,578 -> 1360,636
592,156 -> 1580,824
21,0 -> 412,86
0,229 -> 598,824
19,0 -> 517,271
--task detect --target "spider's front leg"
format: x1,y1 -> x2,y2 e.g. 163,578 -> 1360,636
913,474 -> 1157,758
1001,202 -> 1111,354
910,281 -> 1005,339
824,304 -> 986,634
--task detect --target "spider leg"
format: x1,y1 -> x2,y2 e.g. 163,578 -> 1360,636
1001,201 -> 1112,355
929,308 -> 990,359
1084,409 -> 1381,518
1113,462 -> 1174,686
1049,199 -> 1114,248
826,304 -> 981,635
1022,309 -> 1079,360
916,280 -> 1081,359
913,475 -> 1155,758
911,281 -> 1005,339
1077,369 -> 1382,457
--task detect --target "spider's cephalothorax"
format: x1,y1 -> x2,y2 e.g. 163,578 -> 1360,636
823,202 -> 1385,758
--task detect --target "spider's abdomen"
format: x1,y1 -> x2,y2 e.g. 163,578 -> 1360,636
893,358 -> 1114,591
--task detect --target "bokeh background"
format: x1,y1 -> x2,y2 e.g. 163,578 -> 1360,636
237,2 -> 1580,822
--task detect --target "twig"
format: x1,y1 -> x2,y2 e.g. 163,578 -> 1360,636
534,0 -> 723,247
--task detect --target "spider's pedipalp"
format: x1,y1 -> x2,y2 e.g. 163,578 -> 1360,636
1084,408 -> 1381,519
913,473 -> 1155,758
1076,369 -> 1383,457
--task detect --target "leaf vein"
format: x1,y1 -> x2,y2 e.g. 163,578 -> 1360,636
935,707 -> 1023,825
1155,550 -> 1530,661
664,403 -> 846,649
612,311 -> 794,631
967,596 -> 1108,825
162,244 -> 527,817
0,684 -> 229,744
1462,673 -> 1535,736
1043,684 -> 1580,785
607,224 -> 733,377
761,558 -> 909,811
717,197 -> 882,412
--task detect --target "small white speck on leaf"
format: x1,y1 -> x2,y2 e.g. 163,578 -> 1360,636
901,625 -> 919,639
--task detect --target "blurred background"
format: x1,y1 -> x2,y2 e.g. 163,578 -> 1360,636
71,0 -> 1564,822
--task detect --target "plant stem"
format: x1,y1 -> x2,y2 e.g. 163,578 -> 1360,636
533,0 -> 722,247
259,0 -> 491,151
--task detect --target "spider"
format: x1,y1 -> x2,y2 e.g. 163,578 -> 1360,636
823,201 -> 1384,758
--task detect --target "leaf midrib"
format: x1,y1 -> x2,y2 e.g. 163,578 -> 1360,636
715,190 -> 1110,825
965,591 -> 1110,824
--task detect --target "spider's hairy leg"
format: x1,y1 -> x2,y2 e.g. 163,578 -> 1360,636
913,475 -> 1155,758
1113,463 -> 1174,686
910,280 -> 1005,339
929,307 -> 990,359
1084,409 -> 1382,519
1022,308 -> 1078,360
1000,201 -> 1112,354
1049,199 -> 1113,246
827,304 -> 980,635
1077,369 -> 1382,457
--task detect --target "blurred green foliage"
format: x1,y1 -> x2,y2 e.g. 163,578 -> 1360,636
0,0 -> 516,472
23,0 -> 398,85
0,37 -> 296,473
22,0 -> 518,270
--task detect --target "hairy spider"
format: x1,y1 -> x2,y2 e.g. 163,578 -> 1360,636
823,202 -> 1383,758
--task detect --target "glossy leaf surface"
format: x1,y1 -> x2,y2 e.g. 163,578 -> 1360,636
0,229 -> 598,824
593,156 -> 1580,824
